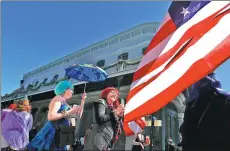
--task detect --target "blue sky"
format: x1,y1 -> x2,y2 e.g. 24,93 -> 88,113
1,2 -> 230,95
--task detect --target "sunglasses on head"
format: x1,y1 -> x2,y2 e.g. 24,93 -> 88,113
65,88 -> 74,94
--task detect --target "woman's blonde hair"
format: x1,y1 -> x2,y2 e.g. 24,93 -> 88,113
15,99 -> 31,112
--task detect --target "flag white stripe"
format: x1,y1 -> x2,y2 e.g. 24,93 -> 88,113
131,38 -> 191,90
125,13 -> 230,115
130,1 -> 229,90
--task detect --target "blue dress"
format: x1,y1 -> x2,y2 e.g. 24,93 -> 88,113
27,103 -> 70,151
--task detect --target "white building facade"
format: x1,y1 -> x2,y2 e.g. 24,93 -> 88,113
1,22 -> 186,151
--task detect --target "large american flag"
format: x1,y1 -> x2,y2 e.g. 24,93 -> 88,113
124,1 -> 230,136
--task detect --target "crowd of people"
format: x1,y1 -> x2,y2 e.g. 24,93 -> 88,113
3,72 -> 230,151
1,80 -> 151,151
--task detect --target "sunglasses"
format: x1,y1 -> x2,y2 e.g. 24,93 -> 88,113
70,89 -> 74,94
109,91 -> 117,95
65,88 -> 74,94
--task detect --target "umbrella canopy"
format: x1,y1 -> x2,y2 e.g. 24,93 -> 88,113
65,64 -> 108,83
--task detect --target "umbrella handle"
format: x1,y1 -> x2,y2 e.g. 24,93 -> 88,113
84,83 -> 87,93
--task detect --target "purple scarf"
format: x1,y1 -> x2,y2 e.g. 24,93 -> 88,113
107,105 -> 122,150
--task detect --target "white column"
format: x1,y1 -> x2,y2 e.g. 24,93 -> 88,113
161,108 -> 166,151
177,113 -> 184,144
74,116 -> 81,136
177,113 -> 184,129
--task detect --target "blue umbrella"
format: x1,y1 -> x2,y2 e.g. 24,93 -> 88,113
65,64 -> 108,92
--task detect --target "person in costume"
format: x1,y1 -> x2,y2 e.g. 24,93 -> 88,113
27,80 -> 86,151
83,87 -> 125,151
1,100 -> 33,151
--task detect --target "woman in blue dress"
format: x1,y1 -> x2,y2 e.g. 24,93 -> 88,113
27,80 -> 87,151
